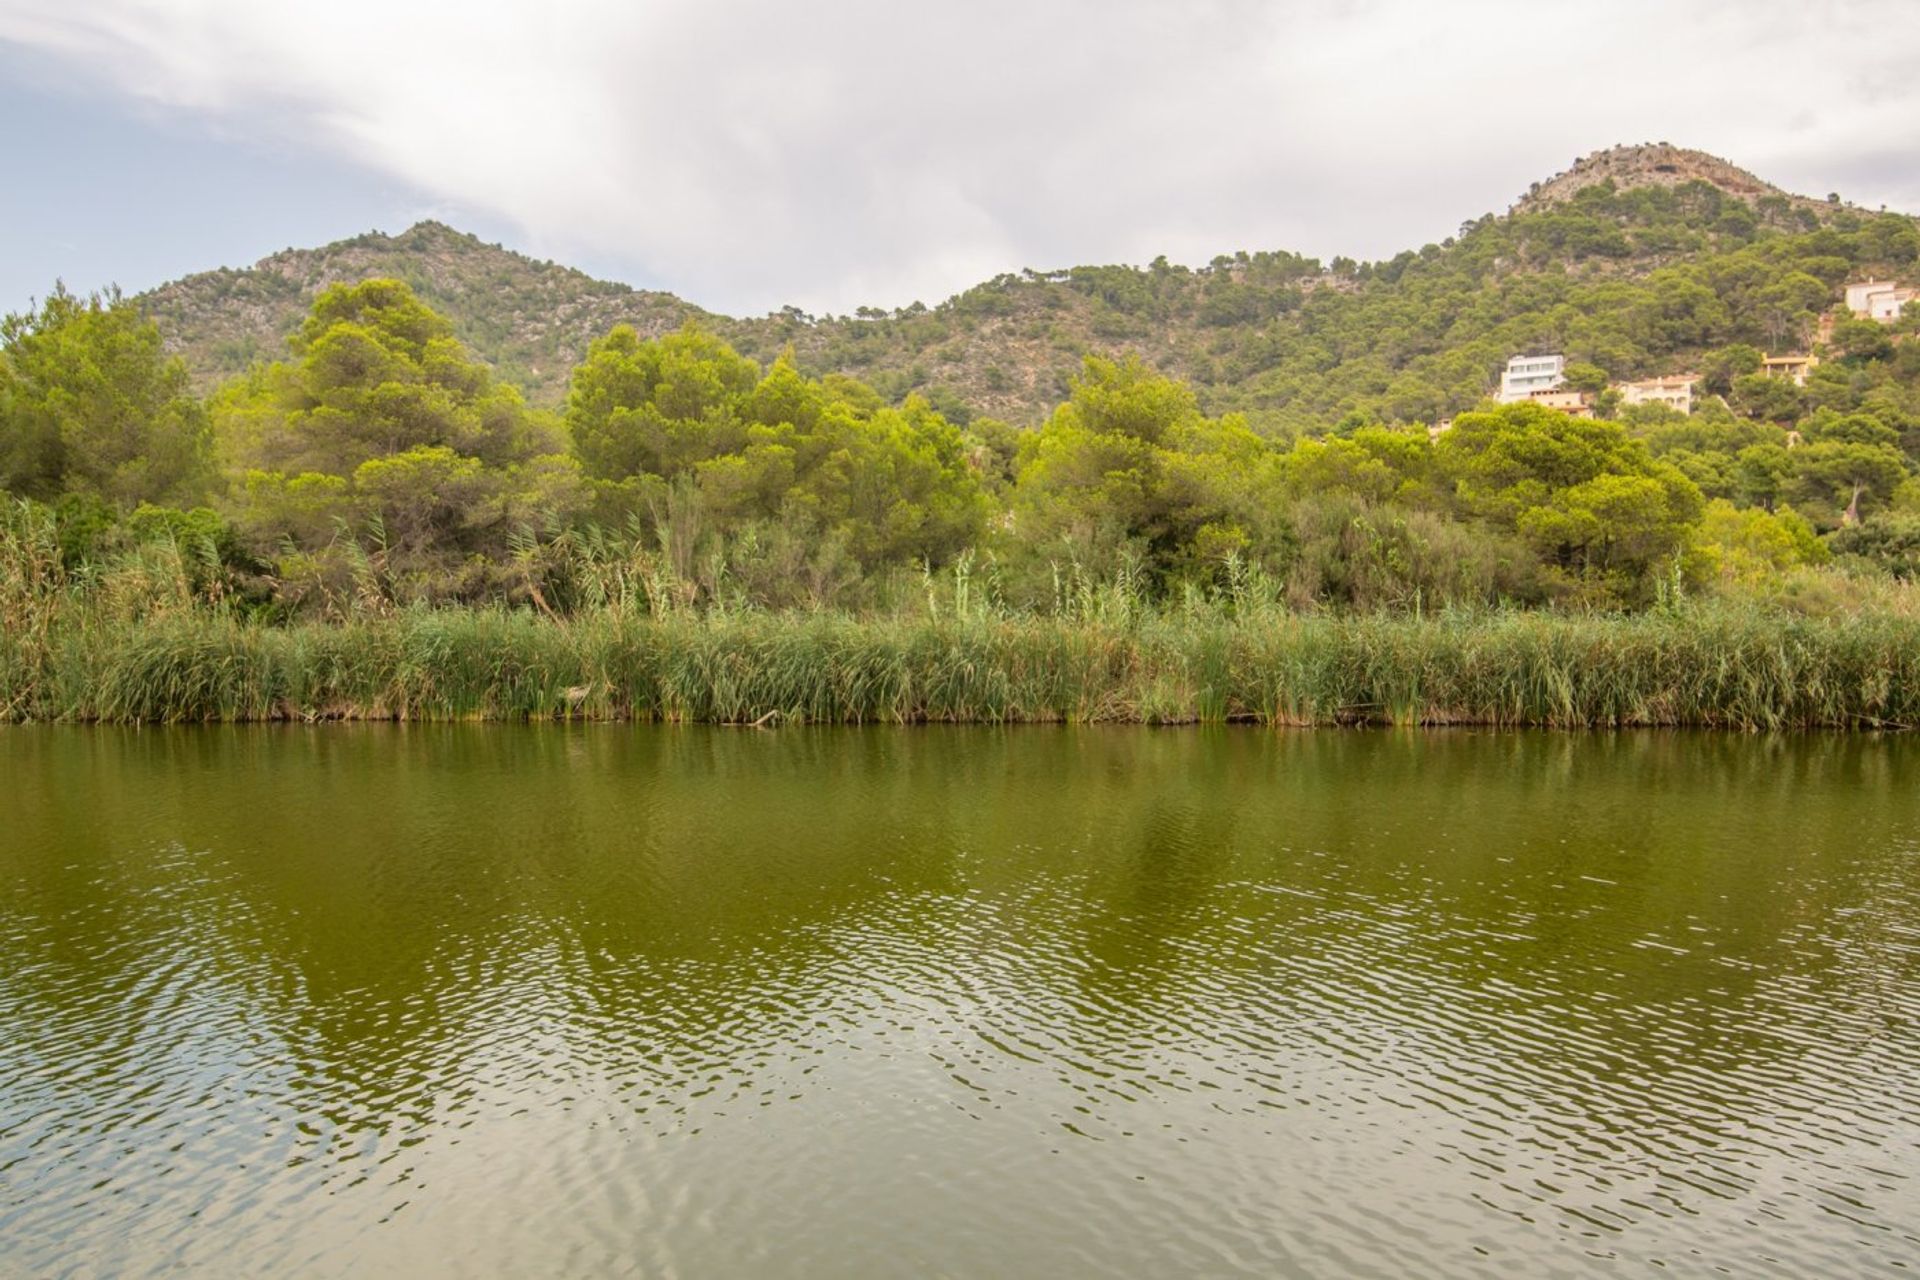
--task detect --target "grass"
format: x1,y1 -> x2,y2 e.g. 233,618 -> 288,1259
7,501 -> 1917,730
7,604 -> 1920,729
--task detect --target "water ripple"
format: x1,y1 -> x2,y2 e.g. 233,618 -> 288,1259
1,726 -> 1917,1276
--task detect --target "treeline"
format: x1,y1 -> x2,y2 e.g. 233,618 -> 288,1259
2,265 -> 1919,625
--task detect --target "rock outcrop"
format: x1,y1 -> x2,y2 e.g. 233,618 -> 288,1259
1512,143 -> 1830,216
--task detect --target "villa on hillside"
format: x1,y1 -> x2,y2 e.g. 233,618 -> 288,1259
1761,353 -> 1818,385
1498,354 -> 1565,403
1524,388 -> 1594,418
1845,280 -> 1917,323
1616,375 -> 1696,415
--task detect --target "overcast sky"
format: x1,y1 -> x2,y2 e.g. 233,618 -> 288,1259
2,0 -> 1917,318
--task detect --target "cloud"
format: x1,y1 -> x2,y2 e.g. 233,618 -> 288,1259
2,0 -> 1917,313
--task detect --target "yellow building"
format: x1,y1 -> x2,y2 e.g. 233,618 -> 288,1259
1526,388 -> 1593,417
1760,353 -> 1817,386
1615,375 -> 1696,414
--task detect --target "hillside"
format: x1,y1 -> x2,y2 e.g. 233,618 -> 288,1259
1511,142 -> 1828,216
138,222 -> 715,405
137,145 -> 1916,430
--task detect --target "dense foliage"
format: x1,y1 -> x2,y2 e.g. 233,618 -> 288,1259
9,173 -> 1920,624
0,286 -> 211,508
564,325 -> 987,581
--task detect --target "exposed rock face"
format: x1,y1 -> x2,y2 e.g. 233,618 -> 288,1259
1512,143 -> 1828,216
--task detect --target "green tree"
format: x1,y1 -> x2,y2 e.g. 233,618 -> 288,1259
0,285 -> 212,506
1756,271 -> 1830,348
1048,353 -> 1200,445
1730,372 -> 1803,424
1011,356 -> 1287,584
565,324 -> 760,481
213,279 -> 579,598
215,278 -> 557,479
1785,441 -> 1909,526
1436,402 -> 1703,600
1733,443 -> 1795,510
1699,344 -> 1762,396
1561,361 -> 1608,394
352,445 -> 496,562
1687,500 -> 1826,586
1829,513 -> 1920,579
777,396 -> 989,568
564,326 -> 986,572
1830,316 -> 1894,363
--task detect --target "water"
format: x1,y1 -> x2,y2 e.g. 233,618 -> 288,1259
1,726 -> 1917,1276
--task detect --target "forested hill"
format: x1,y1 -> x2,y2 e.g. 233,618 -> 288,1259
138,143 -> 1915,429
138,222 -> 714,405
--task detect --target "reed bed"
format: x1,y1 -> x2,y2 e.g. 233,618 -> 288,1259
6,604 -> 1918,729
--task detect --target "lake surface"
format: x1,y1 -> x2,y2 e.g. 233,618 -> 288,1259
2,727 -> 1917,1276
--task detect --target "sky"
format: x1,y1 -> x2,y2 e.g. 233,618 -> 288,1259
2,0 -> 1918,319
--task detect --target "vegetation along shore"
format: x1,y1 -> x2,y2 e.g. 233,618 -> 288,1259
3,605 -> 1917,729
6,149 -> 1920,727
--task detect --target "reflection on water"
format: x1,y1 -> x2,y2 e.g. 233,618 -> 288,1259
1,726 -> 1916,1275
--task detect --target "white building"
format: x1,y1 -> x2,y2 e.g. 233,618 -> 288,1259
1868,288 -> 1915,322
1498,354 -> 1565,403
1844,280 -> 1917,323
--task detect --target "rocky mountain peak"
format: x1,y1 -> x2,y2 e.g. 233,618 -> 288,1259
1512,143 -> 1819,214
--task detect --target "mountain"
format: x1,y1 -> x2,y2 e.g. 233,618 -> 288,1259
138,222 -> 712,406
137,145 -> 1915,430
1511,142 -> 1827,216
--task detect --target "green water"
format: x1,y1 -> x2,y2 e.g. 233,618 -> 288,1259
2,726 -> 1916,1276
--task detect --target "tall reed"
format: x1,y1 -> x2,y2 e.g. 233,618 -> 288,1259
7,499 -> 1917,729
7,604 -> 1918,729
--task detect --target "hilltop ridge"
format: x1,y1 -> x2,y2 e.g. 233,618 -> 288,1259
1513,143 -> 1826,215
139,222 -> 711,402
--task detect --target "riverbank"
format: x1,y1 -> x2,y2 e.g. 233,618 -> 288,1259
5,606 -> 1918,728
